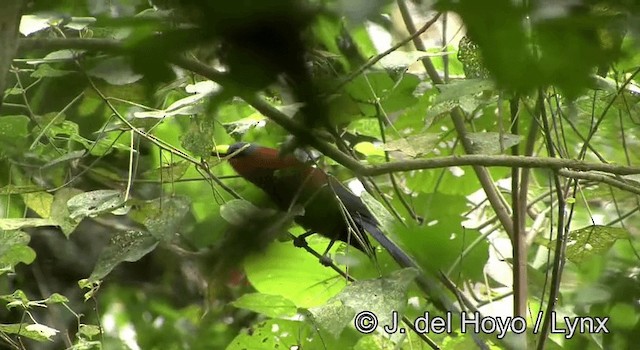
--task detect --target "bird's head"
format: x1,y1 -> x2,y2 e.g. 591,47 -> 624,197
212,142 -> 309,174
213,142 -> 256,159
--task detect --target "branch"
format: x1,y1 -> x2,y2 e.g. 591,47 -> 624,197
364,154 -> 640,176
17,38 -> 640,180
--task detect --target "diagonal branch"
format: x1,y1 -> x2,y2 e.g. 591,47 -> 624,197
395,0 -> 514,238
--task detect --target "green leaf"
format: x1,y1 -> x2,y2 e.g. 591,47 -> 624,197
306,300 -> 355,338
181,116 -> 214,157
88,230 -> 158,282
393,90 -> 437,132
1,290 -> 30,308
244,238 -> 347,309
31,64 -> 73,78
19,14 -> 56,36
360,192 -> 394,233
51,188 -> 84,237
0,218 -> 57,230
26,50 -> 76,65
395,193 -> 489,280
609,302 -> 640,331
44,293 -> 69,304
42,150 -> 87,169
353,141 -> 385,158
308,268 -> 417,337
222,113 -> 267,134
0,185 -> 42,195
226,319 -> 312,350
466,132 -> 522,154
46,120 -> 127,156
220,199 -> 264,226
0,115 -> 30,157
0,323 -> 55,342
231,293 -> 297,318
435,79 -> 494,104
67,190 -> 126,221
78,324 -> 101,339
384,133 -> 440,157
131,196 -> 191,241
88,56 -> 143,85
22,191 -> 54,218
0,231 -> 36,273
544,225 -> 630,264
344,72 -> 420,116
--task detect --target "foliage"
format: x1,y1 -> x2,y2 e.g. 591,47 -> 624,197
1,0 -> 640,349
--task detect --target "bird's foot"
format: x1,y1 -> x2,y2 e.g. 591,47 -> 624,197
319,255 -> 333,266
293,231 -> 314,248
293,235 -> 309,248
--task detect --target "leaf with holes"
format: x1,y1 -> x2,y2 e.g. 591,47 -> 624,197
545,225 -> 630,264
88,230 -> 158,282
466,132 -> 522,155
0,231 -> 36,274
308,268 -> 417,337
67,190 -> 126,222
130,196 -> 190,241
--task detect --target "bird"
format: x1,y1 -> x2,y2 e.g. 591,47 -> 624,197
214,142 -> 457,315
213,142 -> 382,258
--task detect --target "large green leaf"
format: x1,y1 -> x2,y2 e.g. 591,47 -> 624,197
231,293 -> 297,318
244,237 -> 348,309
394,193 -> 489,281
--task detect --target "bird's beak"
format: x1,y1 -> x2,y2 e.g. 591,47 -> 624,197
212,144 -> 231,158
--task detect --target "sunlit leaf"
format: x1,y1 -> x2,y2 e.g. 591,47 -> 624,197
231,293 -> 297,318
244,238 -> 347,309
353,141 -> 384,158
0,323 -> 52,342
0,218 -> 57,230
51,188 -> 84,237
22,191 -> 53,218
67,190 -> 126,221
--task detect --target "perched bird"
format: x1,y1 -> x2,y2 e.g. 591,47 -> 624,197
214,142 -> 455,314
214,142 -> 382,257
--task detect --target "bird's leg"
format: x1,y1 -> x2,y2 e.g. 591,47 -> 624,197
319,240 -> 337,266
293,230 -> 315,248
294,231 -> 336,266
